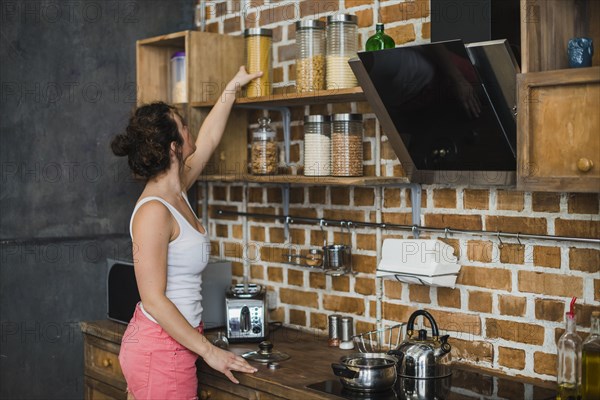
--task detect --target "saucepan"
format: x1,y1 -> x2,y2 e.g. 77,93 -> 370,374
331,352 -> 398,392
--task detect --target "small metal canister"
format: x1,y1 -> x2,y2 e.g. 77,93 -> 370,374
340,316 -> 354,342
328,314 -> 342,347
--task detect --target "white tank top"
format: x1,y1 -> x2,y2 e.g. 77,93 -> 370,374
129,193 -> 210,327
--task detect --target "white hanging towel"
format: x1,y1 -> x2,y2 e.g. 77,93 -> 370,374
376,239 -> 461,288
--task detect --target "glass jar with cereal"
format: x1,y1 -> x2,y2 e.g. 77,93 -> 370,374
331,113 -> 363,177
251,117 -> 278,175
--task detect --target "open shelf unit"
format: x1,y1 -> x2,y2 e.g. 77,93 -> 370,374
191,87 -> 365,108
198,173 -> 408,186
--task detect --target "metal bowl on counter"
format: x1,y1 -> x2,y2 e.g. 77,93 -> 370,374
331,353 -> 398,392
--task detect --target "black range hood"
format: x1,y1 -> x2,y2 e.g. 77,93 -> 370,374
349,39 -> 520,185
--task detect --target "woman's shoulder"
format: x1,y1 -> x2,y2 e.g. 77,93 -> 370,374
132,189 -> 174,220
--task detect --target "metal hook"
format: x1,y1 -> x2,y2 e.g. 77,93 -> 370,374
411,225 -> 419,239
444,227 -> 450,240
346,221 -> 353,248
320,219 -> 327,248
497,231 -> 504,249
285,216 -> 293,225
517,232 -> 522,247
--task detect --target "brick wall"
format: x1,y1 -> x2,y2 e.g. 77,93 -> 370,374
200,0 -> 600,381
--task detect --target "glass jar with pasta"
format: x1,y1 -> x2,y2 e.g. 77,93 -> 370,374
244,28 -> 272,98
295,20 -> 326,93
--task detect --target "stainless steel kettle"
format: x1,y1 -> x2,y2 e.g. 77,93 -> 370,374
389,310 -> 452,379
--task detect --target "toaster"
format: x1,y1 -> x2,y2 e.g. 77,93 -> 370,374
225,283 -> 268,343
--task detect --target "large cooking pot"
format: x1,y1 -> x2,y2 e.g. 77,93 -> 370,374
331,353 -> 398,392
389,310 -> 452,379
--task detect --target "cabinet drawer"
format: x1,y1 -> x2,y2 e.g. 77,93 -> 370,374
198,375 -> 286,400
84,334 -> 126,390
517,67 -> 600,192
84,376 -> 127,400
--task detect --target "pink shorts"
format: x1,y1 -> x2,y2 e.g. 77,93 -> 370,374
118,303 -> 204,400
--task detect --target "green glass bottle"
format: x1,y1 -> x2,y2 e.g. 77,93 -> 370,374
365,23 -> 395,51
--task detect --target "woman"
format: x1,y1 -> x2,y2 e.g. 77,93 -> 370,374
111,66 -> 261,399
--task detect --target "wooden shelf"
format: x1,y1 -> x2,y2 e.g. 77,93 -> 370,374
191,87 -> 365,108
198,174 -> 409,186
137,31 -> 187,47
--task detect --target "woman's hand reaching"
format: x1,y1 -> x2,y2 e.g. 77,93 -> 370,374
227,66 -> 263,92
202,344 -> 258,384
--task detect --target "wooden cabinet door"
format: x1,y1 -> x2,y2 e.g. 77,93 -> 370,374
198,375 -> 288,400
517,67 -> 600,192
84,377 -> 127,400
84,335 -> 127,391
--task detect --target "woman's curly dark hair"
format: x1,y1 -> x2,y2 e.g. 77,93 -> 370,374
111,102 -> 184,179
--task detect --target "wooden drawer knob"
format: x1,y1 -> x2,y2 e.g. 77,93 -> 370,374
102,358 -> 112,368
577,158 -> 594,172
199,389 -> 212,399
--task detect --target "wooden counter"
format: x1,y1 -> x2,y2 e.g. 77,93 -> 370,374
80,321 -> 556,400
198,327 -> 348,399
198,327 -> 557,400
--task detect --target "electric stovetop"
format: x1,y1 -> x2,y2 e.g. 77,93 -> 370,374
306,365 -> 557,400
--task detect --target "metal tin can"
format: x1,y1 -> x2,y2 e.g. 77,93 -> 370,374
328,314 -> 342,347
340,316 -> 354,342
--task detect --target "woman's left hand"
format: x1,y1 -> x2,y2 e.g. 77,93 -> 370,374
228,66 -> 263,90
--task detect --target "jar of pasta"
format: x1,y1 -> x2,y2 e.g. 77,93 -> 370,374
304,115 -> 331,176
326,14 -> 358,89
245,28 -> 272,98
295,20 -> 326,93
251,117 -> 278,175
331,113 -> 363,176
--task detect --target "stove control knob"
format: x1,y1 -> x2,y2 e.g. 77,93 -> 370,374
252,326 -> 262,334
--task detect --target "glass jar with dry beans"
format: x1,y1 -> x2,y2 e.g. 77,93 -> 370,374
326,14 -> 358,89
304,115 -> 331,176
295,20 -> 326,93
331,113 -> 363,177
251,117 -> 278,175
245,28 -> 272,98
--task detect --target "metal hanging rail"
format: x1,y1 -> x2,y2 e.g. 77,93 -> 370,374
217,209 -> 600,245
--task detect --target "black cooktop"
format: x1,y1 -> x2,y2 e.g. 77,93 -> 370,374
306,365 -> 557,400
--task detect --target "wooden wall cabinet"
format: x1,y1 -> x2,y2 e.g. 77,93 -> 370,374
518,0 -> 600,192
136,31 -> 247,176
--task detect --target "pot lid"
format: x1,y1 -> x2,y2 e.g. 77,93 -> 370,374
252,117 -> 276,141
242,341 -> 290,363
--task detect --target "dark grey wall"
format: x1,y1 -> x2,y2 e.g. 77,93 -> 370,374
1,1 -> 193,398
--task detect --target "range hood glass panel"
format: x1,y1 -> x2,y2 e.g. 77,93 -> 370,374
356,40 -> 516,171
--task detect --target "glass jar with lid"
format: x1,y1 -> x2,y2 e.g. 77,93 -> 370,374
295,20 -> 326,93
245,28 -> 272,98
304,115 -> 331,176
170,51 -> 187,103
331,113 -> 363,177
326,14 -> 358,89
251,117 -> 278,175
